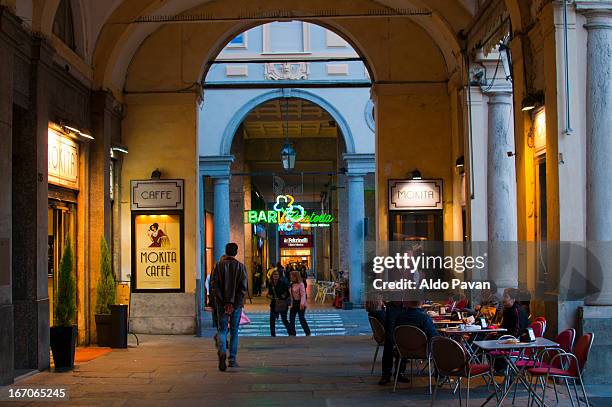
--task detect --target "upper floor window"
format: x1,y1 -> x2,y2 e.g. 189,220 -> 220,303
53,0 -> 76,51
227,32 -> 248,49
263,21 -> 310,54
326,31 -> 348,48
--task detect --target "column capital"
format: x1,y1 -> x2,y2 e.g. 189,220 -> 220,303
199,155 -> 233,178
484,89 -> 513,105
576,1 -> 612,15
343,153 -> 375,177
582,7 -> 612,29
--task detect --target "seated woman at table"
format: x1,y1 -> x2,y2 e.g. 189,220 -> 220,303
500,288 -> 529,337
395,301 -> 439,340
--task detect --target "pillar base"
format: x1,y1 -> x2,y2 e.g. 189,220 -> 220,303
0,304 -> 14,385
130,293 -> 196,334
579,306 -> 612,384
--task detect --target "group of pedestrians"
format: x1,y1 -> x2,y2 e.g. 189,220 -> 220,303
210,243 -> 313,372
267,267 -> 311,336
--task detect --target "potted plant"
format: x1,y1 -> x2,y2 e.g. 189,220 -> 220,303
50,239 -> 77,370
95,238 -> 115,347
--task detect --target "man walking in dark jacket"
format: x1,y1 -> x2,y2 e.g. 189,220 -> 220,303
211,243 -> 248,371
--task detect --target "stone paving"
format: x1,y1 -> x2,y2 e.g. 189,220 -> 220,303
238,309 -> 371,337
0,334 -> 596,407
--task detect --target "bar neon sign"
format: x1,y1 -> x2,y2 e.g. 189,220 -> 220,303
245,194 -> 334,227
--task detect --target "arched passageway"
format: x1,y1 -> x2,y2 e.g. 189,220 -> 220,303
2,0 -> 612,387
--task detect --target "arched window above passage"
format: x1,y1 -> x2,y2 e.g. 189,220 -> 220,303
53,0 -> 76,51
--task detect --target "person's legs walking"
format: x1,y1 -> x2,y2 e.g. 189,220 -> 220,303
289,301 -> 298,336
270,306 -> 277,336
280,309 -> 290,334
298,307 -> 311,336
216,306 -> 229,371
228,307 -> 241,366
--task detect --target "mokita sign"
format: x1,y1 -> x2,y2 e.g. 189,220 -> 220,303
389,179 -> 443,210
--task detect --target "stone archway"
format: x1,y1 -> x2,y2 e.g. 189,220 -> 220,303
219,89 -> 356,156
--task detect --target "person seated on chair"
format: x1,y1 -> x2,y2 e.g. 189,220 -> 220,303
395,300 -> 439,341
366,299 -> 385,326
500,288 -> 529,338
474,281 -> 501,321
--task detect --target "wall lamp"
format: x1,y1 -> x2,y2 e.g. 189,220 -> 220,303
409,169 -> 422,180
455,156 -> 465,174
63,123 -> 93,140
521,92 -> 544,111
151,169 -> 162,179
111,143 -> 129,155
455,156 -> 464,169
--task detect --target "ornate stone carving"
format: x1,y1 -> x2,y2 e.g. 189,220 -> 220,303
264,62 -> 309,80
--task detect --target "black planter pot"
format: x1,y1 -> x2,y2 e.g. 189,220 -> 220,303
110,304 -> 128,349
50,325 -> 77,370
95,314 -> 112,347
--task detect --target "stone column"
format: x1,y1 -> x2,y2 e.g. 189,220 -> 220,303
0,7 -> 15,385
199,156 -> 234,263
344,154 -> 375,308
88,91 -> 114,344
485,90 -> 518,291
12,37 -> 52,372
585,10 -> 612,305
213,176 -> 231,263
347,175 -> 365,306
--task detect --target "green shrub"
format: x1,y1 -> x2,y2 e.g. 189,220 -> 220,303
95,237 -> 116,315
55,239 -> 76,327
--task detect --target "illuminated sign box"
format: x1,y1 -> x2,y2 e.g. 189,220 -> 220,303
48,128 -> 79,190
131,179 -> 184,211
280,235 -> 312,248
131,179 -> 185,293
389,179 -> 443,210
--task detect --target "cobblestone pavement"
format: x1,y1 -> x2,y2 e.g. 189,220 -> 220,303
1,334 -> 592,407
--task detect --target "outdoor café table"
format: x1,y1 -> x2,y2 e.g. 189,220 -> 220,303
439,327 -> 508,360
432,319 -> 463,326
473,337 -> 559,407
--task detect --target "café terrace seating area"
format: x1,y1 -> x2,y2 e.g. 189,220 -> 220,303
368,302 -> 594,406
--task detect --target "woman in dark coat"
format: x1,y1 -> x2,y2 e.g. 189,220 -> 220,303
267,269 -> 291,336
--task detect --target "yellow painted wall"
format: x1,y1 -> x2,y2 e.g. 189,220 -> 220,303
374,83 -> 455,242
98,0 -> 453,96
120,93 -> 199,294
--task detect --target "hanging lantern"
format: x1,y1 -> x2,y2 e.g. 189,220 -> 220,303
280,98 -> 296,171
280,141 -> 296,171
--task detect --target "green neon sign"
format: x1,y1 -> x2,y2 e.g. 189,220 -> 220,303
244,194 -> 334,225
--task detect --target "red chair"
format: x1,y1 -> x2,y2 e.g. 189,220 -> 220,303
368,316 -> 385,375
531,320 -> 546,337
516,328 -> 575,369
527,332 -> 594,406
513,328 -> 575,403
430,336 -> 494,406
534,316 -> 547,334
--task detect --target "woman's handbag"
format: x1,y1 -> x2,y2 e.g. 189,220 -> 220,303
272,285 -> 288,313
